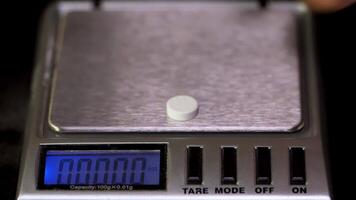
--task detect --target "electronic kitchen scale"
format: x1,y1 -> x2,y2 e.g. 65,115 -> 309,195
17,1 -> 331,200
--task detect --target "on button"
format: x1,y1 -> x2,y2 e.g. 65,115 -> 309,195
289,147 -> 306,185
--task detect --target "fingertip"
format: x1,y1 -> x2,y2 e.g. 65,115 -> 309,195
304,0 -> 355,12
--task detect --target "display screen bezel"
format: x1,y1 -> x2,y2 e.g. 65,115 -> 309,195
38,144 -> 167,190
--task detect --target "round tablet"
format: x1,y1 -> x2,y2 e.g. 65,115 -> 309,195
166,95 -> 199,121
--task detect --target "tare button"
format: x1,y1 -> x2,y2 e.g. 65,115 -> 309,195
186,146 -> 203,184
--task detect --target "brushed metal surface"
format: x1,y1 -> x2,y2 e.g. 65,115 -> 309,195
49,1 -> 302,133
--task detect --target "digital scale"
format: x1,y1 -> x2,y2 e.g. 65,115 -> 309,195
17,1 -> 331,200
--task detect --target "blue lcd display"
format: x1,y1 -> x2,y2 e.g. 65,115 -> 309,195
44,150 -> 161,186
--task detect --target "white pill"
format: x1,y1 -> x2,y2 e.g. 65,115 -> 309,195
166,95 -> 199,121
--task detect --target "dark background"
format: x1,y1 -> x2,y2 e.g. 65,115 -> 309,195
1,1 -> 355,200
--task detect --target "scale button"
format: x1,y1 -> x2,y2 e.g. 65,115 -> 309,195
187,146 -> 203,184
166,95 -> 199,121
255,147 -> 272,185
221,147 -> 237,184
289,147 -> 306,185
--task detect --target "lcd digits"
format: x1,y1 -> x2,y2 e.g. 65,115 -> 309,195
56,158 -> 146,185
43,150 -> 161,186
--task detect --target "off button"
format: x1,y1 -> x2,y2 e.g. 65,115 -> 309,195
255,147 -> 272,185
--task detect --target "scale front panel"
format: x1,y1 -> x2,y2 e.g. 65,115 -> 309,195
20,136 -> 328,200
16,1 -> 330,200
